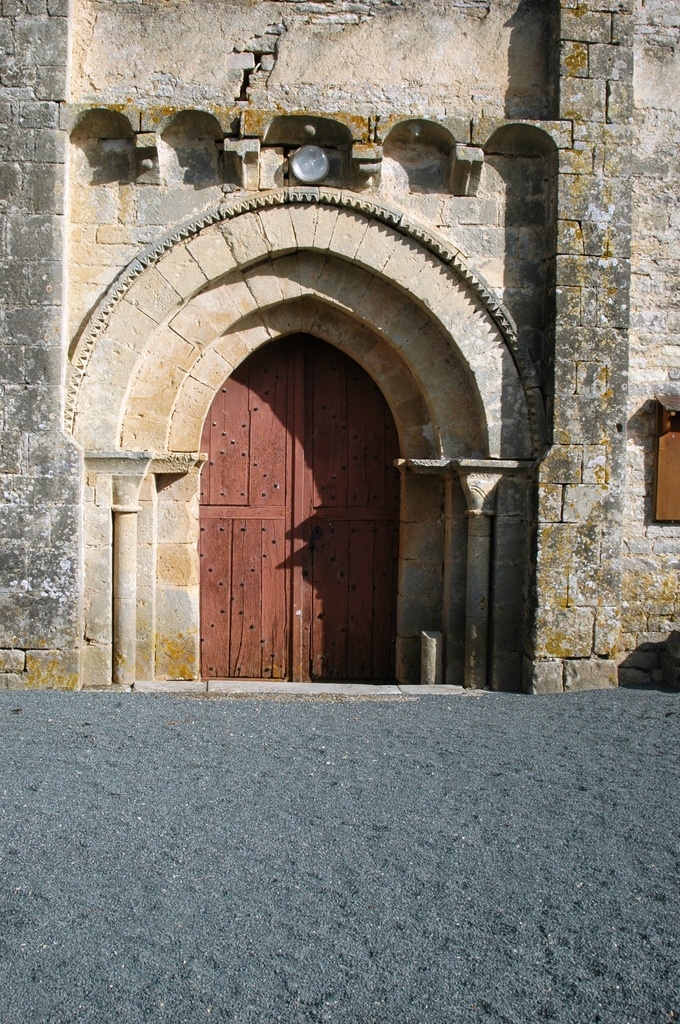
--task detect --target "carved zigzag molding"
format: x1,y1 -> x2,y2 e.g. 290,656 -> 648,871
66,187 -> 545,447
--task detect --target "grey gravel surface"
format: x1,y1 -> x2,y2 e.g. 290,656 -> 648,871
0,688 -> 678,1024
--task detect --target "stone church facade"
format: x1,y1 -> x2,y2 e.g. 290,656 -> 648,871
0,0 -> 678,691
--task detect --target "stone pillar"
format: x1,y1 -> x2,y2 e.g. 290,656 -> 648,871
394,459 -> 448,683
443,473 -> 468,685
151,453 -> 206,682
85,452 -> 152,687
0,8 -> 80,689
456,463 -> 504,689
421,630 -> 443,686
111,474 -> 146,686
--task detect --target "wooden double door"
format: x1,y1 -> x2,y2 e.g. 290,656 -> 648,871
199,334 -> 400,681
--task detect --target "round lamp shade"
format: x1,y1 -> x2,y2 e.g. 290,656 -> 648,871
290,145 -> 330,184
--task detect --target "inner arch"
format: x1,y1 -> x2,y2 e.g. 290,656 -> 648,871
70,200 -> 539,460
120,257 -> 490,459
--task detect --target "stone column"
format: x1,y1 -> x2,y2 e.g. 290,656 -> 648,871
454,461 -> 529,689
85,452 -> 152,687
112,474 -> 145,686
456,465 -> 500,689
396,459 -> 531,688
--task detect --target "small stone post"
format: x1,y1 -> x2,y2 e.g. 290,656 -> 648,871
421,630 -> 443,685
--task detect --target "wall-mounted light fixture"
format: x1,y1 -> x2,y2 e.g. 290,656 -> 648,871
289,144 -> 330,183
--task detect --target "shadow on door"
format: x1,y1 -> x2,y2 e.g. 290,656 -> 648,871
199,334 -> 400,681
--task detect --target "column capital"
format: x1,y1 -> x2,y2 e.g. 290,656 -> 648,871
150,451 -> 206,474
453,459 -> 532,516
84,451 -> 153,511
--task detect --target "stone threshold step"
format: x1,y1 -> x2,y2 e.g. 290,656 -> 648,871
131,680 -> 470,696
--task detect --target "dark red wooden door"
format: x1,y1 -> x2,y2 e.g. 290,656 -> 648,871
199,335 -> 400,681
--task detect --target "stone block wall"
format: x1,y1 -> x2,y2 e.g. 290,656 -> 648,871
528,0 -> 635,692
1,0 -> 678,691
619,0 -> 680,684
64,0 -> 555,353
0,0 -> 80,689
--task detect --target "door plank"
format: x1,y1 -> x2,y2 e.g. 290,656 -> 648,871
309,342 -> 348,509
247,347 -> 289,508
346,519 -> 374,678
371,519 -> 399,679
199,518 -> 232,678
229,517 -> 264,678
291,338 -> 310,681
201,505 -> 287,520
312,506 -> 396,521
210,372 -> 251,506
260,516 -> 288,679
311,517 -> 349,679
347,366 -> 385,508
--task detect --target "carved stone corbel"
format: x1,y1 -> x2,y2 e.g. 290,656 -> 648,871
351,143 -> 383,190
450,144 -> 484,197
222,138 -> 261,191
135,133 -> 160,185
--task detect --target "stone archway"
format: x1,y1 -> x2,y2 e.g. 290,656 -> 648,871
71,191 -> 542,690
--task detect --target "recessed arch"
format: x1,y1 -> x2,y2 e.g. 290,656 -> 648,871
483,122 -> 559,158
69,190 -> 544,460
383,119 -> 456,195
167,297 -> 450,460
121,265 -> 486,461
69,108 -> 135,186
160,110 -> 224,189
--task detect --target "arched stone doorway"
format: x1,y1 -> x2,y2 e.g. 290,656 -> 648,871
199,334 -> 400,681
70,192 -> 543,690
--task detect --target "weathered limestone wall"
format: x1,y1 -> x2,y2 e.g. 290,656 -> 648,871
70,0 -> 551,118
620,0 -> 680,682
0,0 -> 80,688
65,1 -> 556,365
525,0 -> 635,694
2,0 -> 677,691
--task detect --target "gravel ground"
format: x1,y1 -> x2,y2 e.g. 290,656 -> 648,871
0,687 -> 678,1024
